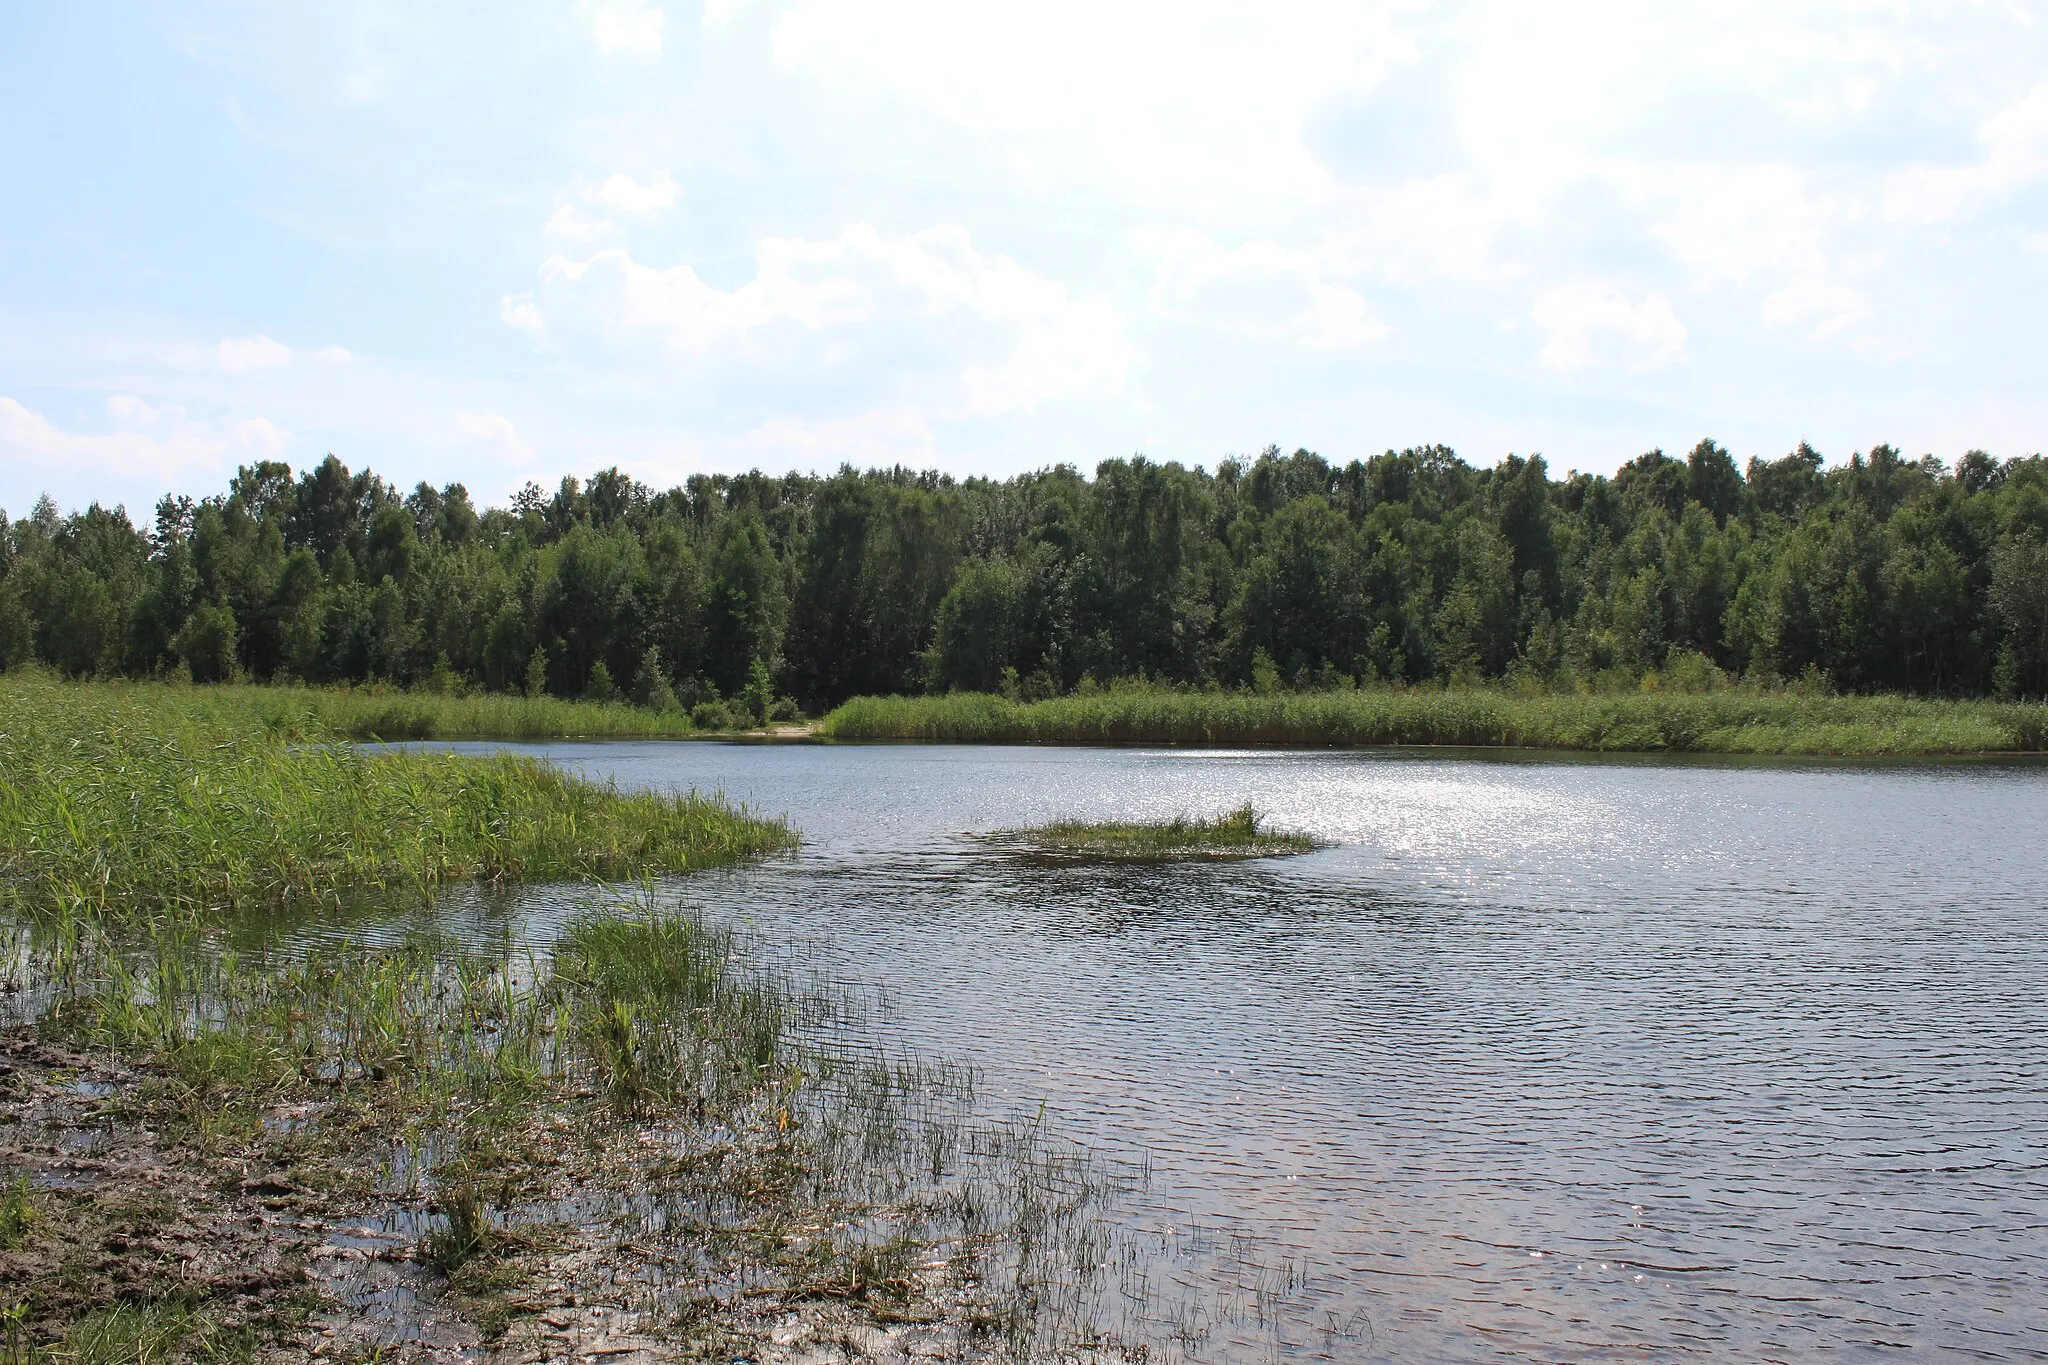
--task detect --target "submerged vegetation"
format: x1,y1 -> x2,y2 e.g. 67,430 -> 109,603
824,685 -> 2048,756
997,803 -> 1324,863
0,672 -> 795,921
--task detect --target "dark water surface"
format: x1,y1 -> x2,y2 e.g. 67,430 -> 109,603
424,741 -> 2048,1361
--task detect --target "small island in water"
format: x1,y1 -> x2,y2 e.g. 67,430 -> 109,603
990,802 -> 1326,864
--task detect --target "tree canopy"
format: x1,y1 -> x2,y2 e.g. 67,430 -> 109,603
5,440 -> 2047,705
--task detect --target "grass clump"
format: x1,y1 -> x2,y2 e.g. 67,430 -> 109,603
821,687 -> 2048,756
0,1175 -> 33,1250
997,803 -> 1323,864
0,671 -> 796,921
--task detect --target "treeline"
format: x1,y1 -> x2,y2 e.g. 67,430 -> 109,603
4,440 -> 2048,712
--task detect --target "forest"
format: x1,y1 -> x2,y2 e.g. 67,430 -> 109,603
4,439 -> 2047,714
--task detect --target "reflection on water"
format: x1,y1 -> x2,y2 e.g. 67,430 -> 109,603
395,742 -> 2048,1361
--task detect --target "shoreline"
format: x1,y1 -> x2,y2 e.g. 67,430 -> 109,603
815,689 -> 2048,759
16,675 -> 2048,759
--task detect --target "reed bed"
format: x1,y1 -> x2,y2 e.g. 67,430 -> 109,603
61,676 -> 705,741
0,672 -> 794,920
994,803 -> 1324,863
820,688 -> 2048,756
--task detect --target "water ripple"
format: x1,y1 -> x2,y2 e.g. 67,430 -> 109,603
406,741 -> 2048,1361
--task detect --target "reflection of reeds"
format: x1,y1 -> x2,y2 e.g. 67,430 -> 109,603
993,803 -> 1324,864
821,687 -> 2048,755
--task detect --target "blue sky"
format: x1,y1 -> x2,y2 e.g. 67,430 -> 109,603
4,1 -> 2047,516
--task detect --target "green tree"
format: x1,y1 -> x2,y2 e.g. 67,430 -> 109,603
704,514 -> 785,697
929,555 -> 1024,692
172,601 -> 239,683
1990,532 -> 2048,697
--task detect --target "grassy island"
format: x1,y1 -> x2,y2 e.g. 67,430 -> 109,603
821,687 -> 2048,757
994,803 -> 1324,863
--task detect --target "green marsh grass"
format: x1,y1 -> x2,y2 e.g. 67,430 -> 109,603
997,802 -> 1324,863
0,670 -> 790,743
821,687 -> 2048,756
0,672 -> 795,920
121,677 -> 702,741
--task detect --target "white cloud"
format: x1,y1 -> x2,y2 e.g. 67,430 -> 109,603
701,0 -> 752,32
594,171 -> 679,215
1760,272 -> 1870,338
742,406 -> 936,466
545,204 -> 613,239
1325,176 -> 1528,290
1139,231 -> 1387,350
579,0 -> 664,59
771,0 -> 1406,211
455,411 -> 536,466
0,395 -> 287,479
1887,82 -> 2048,223
500,293 -> 545,336
1531,282 -> 1686,372
1642,166 -> 1854,288
217,334 -> 293,373
540,172 -> 676,243
516,224 -> 1132,415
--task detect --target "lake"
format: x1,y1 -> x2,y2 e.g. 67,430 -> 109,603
411,741 -> 2048,1361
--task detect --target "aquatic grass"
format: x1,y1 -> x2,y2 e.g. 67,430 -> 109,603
0,1175 -> 33,1251
555,908 -> 796,1116
0,673 -> 796,921
47,1302 -> 218,1365
821,687 -> 2048,756
9,887 -> 1202,1357
995,803 -> 1324,863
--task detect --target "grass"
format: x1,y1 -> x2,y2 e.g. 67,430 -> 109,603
994,803 -> 1324,863
0,670 -> 796,921
0,671 -> 767,743
0,1175 -> 32,1250
211,683 -> 705,740
820,687 -> 2048,756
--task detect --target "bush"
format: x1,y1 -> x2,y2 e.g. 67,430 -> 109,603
691,700 -> 743,731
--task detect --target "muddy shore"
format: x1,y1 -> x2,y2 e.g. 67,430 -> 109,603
0,1032 -> 1118,1364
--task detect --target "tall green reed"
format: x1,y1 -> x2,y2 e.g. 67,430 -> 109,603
820,687 -> 2048,755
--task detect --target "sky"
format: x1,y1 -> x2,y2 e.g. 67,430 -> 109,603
3,1 -> 2047,517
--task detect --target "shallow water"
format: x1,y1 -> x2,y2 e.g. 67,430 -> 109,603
413,741 -> 2048,1361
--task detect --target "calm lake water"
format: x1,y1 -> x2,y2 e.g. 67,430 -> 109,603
419,741 -> 2048,1361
